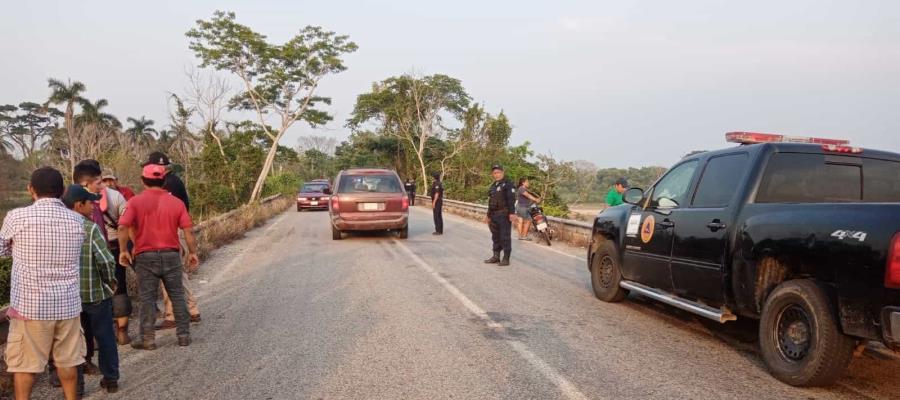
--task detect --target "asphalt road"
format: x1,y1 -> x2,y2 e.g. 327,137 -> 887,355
34,206 -> 899,399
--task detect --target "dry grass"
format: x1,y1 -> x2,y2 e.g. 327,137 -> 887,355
194,196 -> 293,260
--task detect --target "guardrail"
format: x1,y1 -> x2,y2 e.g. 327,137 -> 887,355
416,195 -> 594,247
193,194 -> 282,234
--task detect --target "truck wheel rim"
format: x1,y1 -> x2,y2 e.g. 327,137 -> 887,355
775,304 -> 812,362
598,256 -> 615,287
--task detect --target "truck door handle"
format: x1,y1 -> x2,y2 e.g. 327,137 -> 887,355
658,219 -> 674,228
707,220 -> 726,231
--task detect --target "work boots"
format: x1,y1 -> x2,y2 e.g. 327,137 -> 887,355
116,321 -> 131,345
484,252 -> 501,264
499,252 -> 511,266
131,335 -> 157,351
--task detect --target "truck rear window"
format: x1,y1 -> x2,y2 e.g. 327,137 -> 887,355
337,174 -> 402,193
756,153 -> 900,203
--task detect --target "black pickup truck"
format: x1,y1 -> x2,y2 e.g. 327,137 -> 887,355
587,132 -> 900,387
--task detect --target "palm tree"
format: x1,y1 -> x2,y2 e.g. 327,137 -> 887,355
76,98 -> 121,129
156,129 -> 173,150
46,78 -> 87,172
126,116 -> 158,150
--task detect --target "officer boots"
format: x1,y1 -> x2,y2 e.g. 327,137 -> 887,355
484,252 -> 501,264
499,252 -> 511,266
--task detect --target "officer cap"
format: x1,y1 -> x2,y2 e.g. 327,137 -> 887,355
491,164 -> 504,171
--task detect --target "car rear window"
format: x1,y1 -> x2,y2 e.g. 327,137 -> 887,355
756,153 -> 900,203
337,174 -> 402,193
300,183 -> 329,193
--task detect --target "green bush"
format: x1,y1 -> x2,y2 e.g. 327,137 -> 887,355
263,173 -> 302,198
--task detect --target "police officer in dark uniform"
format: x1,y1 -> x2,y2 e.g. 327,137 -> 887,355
484,164 -> 516,266
404,178 -> 416,206
428,172 -> 444,235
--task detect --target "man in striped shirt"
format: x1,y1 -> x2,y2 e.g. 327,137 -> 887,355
63,184 -> 120,394
0,167 -> 85,400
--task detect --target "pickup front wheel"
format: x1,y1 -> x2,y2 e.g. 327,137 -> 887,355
759,279 -> 855,387
590,241 -> 627,302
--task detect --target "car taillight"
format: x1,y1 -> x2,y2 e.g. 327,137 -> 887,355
331,195 -> 340,211
886,233 -> 900,289
401,196 -> 409,210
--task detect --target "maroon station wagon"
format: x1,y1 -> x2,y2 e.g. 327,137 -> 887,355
329,168 -> 409,240
297,179 -> 332,211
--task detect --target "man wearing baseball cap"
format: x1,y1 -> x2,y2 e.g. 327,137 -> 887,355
143,152 -> 202,329
606,177 -> 629,207
117,163 -> 199,349
484,164 -> 516,266
62,184 -> 120,394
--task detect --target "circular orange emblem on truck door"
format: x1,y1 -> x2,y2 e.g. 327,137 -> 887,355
640,215 -> 655,243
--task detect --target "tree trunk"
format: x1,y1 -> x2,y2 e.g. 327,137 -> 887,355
248,134 -> 282,203
65,102 -> 76,175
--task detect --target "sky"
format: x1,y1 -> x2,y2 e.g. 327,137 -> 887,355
2,0 -> 899,168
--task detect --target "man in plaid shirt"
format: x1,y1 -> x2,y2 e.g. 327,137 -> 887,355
62,184 -> 120,394
0,167 -> 85,400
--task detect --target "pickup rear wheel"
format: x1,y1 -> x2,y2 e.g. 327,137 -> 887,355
759,279 -> 855,387
398,225 -> 408,239
331,225 -> 343,241
590,241 -> 627,302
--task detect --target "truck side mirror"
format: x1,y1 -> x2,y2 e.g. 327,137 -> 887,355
623,188 -> 644,205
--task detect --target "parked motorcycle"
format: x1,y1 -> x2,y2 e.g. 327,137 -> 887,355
528,204 -> 553,246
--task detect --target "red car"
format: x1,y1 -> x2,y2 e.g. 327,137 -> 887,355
329,169 -> 409,240
297,180 -> 332,211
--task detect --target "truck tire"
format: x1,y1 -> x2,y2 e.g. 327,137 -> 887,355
759,279 -> 855,387
590,241 -> 627,302
331,225 -> 343,241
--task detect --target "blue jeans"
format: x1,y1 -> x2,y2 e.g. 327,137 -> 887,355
81,298 -> 119,381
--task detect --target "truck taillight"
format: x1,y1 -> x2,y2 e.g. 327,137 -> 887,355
726,132 -> 850,146
401,196 -> 409,210
331,196 -> 339,211
887,233 -> 900,289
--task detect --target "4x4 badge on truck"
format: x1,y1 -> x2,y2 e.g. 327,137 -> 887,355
641,215 -> 655,243
830,230 -> 867,242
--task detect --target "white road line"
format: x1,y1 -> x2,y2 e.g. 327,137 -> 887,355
393,239 -> 592,400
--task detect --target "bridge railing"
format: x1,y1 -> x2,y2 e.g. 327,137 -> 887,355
416,195 -> 594,248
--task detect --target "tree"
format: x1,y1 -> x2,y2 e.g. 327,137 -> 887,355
126,116 -> 158,150
46,78 -> 87,172
297,134 -> 338,155
0,102 -> 63,168
185,68 -> 231,158
186,10 -> 358,203
75,98 -> 121,129
349,73 -> 471,192
165,94 -> 201,168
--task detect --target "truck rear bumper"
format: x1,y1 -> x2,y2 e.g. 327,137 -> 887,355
882,306 -> 900,346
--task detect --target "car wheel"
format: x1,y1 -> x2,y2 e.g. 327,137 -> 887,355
398,225 -> 408,239
297,205 -> 302,212
331,225 -> 342,240
759,279 -> 855,387
590,241 -> 627,302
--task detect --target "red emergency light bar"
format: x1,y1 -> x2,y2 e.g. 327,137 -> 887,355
726,131 -> 850,146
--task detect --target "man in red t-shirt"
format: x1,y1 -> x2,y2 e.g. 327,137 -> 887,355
117,164 -> 199,350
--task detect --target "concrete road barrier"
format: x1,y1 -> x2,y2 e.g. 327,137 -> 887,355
417,195 -> 593,247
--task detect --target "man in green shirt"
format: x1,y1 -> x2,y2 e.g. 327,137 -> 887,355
62,184 -> 120,394
605,178 -> 629,207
